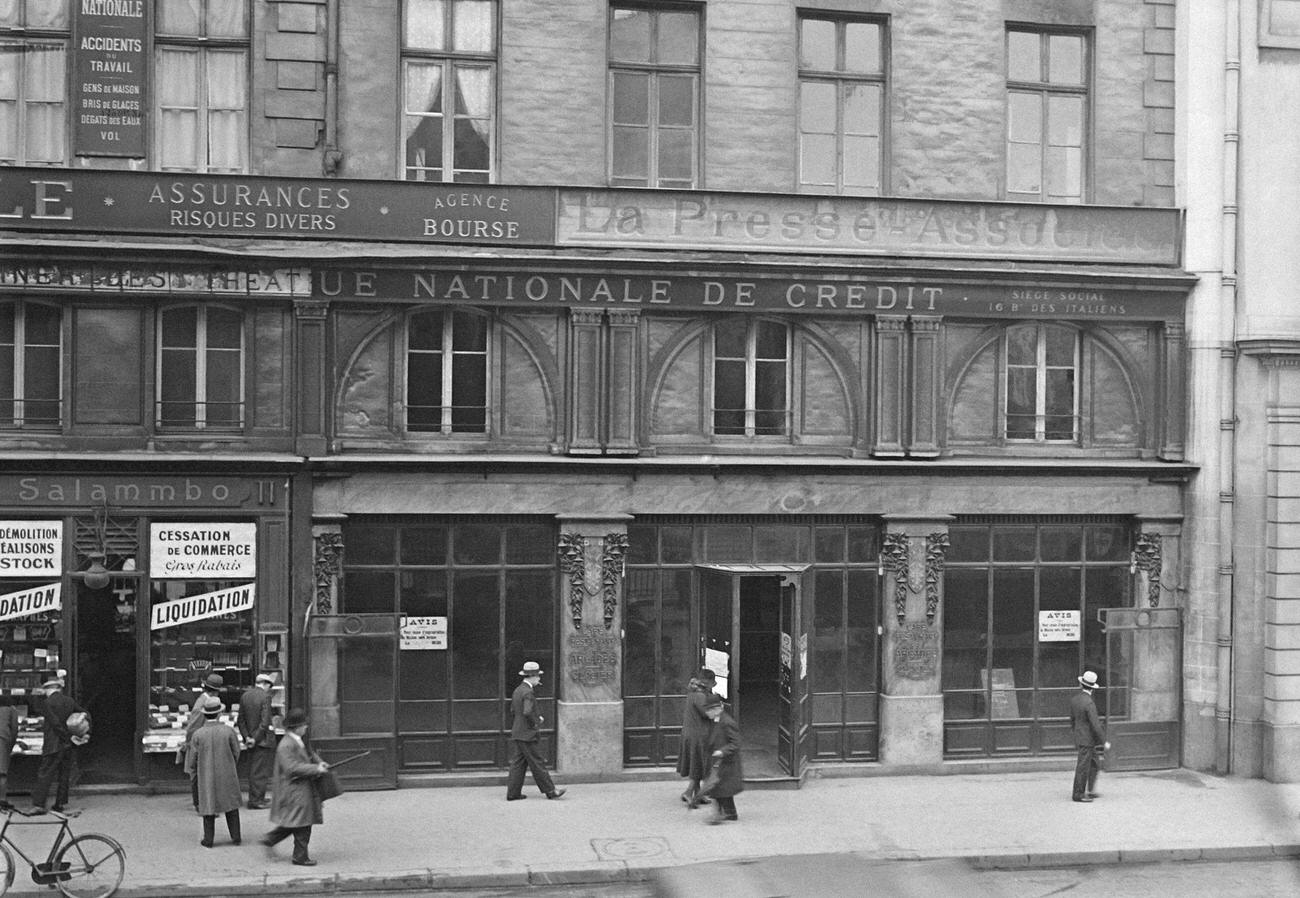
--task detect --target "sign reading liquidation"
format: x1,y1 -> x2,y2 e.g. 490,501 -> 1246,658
0,521 -> 62,577
0,583 -> 61,622
150,583 -> 256,630
149,523 -> 257,579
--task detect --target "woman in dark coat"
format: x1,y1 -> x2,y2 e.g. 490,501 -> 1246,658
185,697 -> 242,847
693,693 -> 744,823
261,708 -> 327,866
675,668 -> 716,806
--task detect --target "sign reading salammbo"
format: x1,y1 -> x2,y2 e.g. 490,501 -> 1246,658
0,521 -> 62,578
73,0 -> 149,157
0,583 -> 61,622
150,523 -> 256,579
151,584 -> 255,631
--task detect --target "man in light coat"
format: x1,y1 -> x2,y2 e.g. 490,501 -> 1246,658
237,673 -> 276,809
261,708 -> 326,866
186,696 -> 242,847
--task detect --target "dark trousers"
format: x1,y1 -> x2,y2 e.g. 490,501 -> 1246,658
506,738 -> 556,798
31,748 -> 72,810
202,810 -> 241,845
1072,745 -> 1101,799
713,796 -> 738,818
264,825 -> 311,862
247,746 -> 274,803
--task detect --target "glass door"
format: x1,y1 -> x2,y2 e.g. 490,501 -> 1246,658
699,569 -> 735,703
777,573 -> 808,777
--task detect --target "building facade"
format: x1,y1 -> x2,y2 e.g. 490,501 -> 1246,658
0,0 -> 1203,788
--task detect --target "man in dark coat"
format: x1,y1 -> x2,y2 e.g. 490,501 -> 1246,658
184,673 -> 224,812
1069,670 -> 1109,803
261,708 -> 326,866
505,661 -> 566,801
676,667 -> 716,806
237,673 -> 276,809
186,697 -> 243,847
31,677 -> 86,814
694,693 -> 744,823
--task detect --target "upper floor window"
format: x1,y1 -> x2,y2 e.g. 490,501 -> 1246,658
1006,28 -> 1087,203
157,304 -> 244,430
713,318 -> 789,437
608,3 -> 699,188
155,0 -> 248,173
402,0 -> 496,183
0,300 -> 61,428
1005,323 -> 1077,442
797,15 -> 884,195
0,1 -> 68,166
405,309 -> 488,434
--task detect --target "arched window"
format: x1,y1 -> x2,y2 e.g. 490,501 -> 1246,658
713,319 -> 790,437
405,309 -> 489,434
1004,323 -> 1078,442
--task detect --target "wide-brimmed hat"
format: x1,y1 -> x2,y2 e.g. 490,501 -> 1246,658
1078,670 -> 1102,689
202,697 -> 224,716
202,673 -> 224,690
283,708 -> 309,729
519,661 -> 543,677
255,673 -> 275,685
42,678 -> 64,690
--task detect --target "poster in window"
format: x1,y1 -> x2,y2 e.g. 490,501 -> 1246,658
981,667 -> 1020,719
1038,610 -> 1081,642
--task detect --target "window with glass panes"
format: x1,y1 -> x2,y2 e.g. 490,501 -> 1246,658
712,318 -> 789,437
0,300 -> 60,428
402,0 -> 496,183
0,1 -> 68,165
155,0 -> 248,173
1004,323 -> 1078,442
797,15 -> 884,195
341,519 -> 556,771
405,309 -> 489,434
1006,28 -> 1088,203
608,4 -> 699,188
157,305 -> 244,430
941,519 -> 1131,757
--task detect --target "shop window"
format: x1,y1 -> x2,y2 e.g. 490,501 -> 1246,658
157,304 -> 245,430
941,519 -> 1130,758
155,0 -> 249,173
0,300 -> 62,429
1006,27 -> 1088,203
405,309 -> 489,434
1004,322 -> 1078,442
713,318 -> 790,437
797,14 -> 885,195
402,0 -> 496,183
609,3 -> 700,188
0,2 -> 68,165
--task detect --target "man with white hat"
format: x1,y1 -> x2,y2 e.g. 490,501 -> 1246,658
505,661 -> 565,802
237,673 -> 277,809
1069,670 -> 1110,803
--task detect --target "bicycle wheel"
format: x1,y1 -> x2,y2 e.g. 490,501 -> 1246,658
0,842 -> 14,896
53,834 -> 124,898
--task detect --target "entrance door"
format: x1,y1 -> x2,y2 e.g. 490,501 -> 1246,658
1099,606 -> 1181,770
74,577 -> 138,783
697,566 -> 808,780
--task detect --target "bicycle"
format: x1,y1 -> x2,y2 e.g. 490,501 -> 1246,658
0,805 -> 125,898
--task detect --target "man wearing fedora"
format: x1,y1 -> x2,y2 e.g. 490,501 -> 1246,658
505,661 -> 566,802
237,673 -> 277,809
31,677 -> 86,814
186,696 -> 243,847
1069,669 -> 1110,803
184,674 -> 225,813
262,708 -> 327,866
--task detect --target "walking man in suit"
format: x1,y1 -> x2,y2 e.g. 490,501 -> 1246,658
237,673 -> 276,809
505,661 -> 566,802
31,677 -> 86,814
1069,669 -> 1110,803
261,708 -> 327,866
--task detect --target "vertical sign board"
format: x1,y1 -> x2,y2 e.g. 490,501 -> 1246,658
74,0 -> 149,157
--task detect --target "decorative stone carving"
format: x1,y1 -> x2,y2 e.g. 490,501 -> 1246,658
893,621 -> 939,679
557,532 -> 588,629
1132,532 -> 1163,607
924,532 -> 949,623
313,531 -> 344,614
879,533 -> 911,623
600,532 -> 629,630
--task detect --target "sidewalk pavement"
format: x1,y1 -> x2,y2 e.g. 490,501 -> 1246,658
11,767 -> 1300,896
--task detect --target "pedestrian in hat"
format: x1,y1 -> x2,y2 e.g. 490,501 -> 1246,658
0,696 -> 20,807
1069,670 -> 1110,803
676,667 -> 717,807
183,673 -> 225,813
237,673 -> 277,809
693,693 -> 743,823
186,697 -> 242,847
31,678 -> 86,814
505,662 -> 566,801
262,708 -> 328,866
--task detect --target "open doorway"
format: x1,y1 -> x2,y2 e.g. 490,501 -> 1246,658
737,576 -> 782,776
74,578 -> 138,783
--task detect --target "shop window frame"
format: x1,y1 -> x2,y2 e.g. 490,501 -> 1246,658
0,2 -> 69,166
0,299 -> 62,430
1005,25 -> 1091,204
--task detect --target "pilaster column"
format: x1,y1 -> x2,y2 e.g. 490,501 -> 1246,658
908,316 -> 941,457
877,514 -> 952,766
605,310 -> 640,454
294,299 -> 329,457
1160,320 -> 1187,461
554,514 -> 632,774
873,316 -> 907,457
567,310 -> 605,454
307,518 -> 345,738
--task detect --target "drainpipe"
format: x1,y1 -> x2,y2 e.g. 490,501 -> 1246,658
1214,0 -> 1241,775
322,0 -> 342,176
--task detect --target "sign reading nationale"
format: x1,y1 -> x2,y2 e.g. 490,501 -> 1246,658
150,583 -> 255,630
0,583 -> 61,622
0,521 -> 62,578
150,523 -> 256,579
